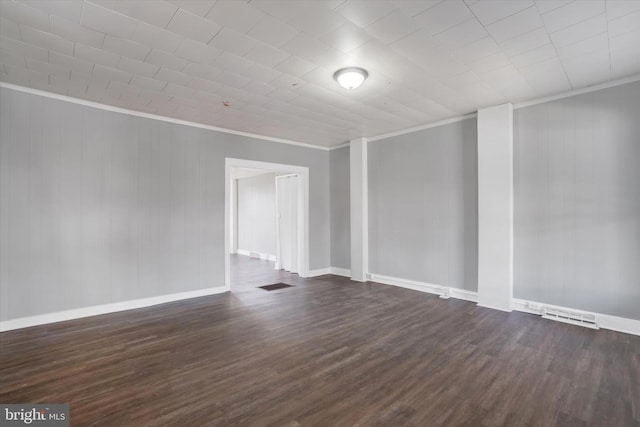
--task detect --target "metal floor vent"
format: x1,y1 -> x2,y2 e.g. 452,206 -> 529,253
259,283 -> 294,291
542,306 -> 599,330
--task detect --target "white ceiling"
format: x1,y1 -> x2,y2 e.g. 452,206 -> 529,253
1,0 -> 639,148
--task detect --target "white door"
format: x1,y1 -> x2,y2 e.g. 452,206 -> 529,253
276,175 -> 299,273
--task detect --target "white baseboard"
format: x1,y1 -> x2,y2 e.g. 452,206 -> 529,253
0,286 -> 228,332
330,267 -> 351,277
308,267 -> 331,277
367,273 -> 478,303
237,248 -> 276,261
512,298 -> 640,336
307,267 -> 352,278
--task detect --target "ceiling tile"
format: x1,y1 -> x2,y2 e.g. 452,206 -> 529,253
145,49 -> 188,71
166,8 -> 222,44
319,21 -> 372,53
100,0 -> 178,29
534,1 -> 573,15
335,0 -> 397,28
243,42 -> 290,68
468,1 -> 534,25
485,6 -> 543,43
549,14 -> 607,48
452,36 -> 501,63
285,1 -> 347,36
81,1 -> 138,38
205,1 -> 265,34
1,35 -> 48,62
174,39 -> 221,64
413,1 -> 474,35
364,10 -> 420,44
499,27 -> 550,56
182,62 -> 221,80
19,0 -> 83,22
274,55 -> 316,76
209,28 -> 256,57
280,32 -> 331,63
610,47 -> 640,79
607,9 -> 640,38
19,25 -> 75,55
130,74 -> 167,91
165,0 -> 215,17
556,33 -> 609,60
609,29 -> 640,52
214,52 -> 254,74
117,56 -> 160,78
388,27 -> 440,60
131,22 -> 184,52
93,63 -> 132,83
561,49 -> 611,87
246,15 -> 299,48
73,43 -> 120,67
519,57 -> 572,93
50,15 -> 105,48
0,17 -> 20,39
102,35 -> 150,61
541,0 -> 605,33
435,18 -> 488,50
0,0 -> 49,32
241,62 -> 282,83
509,43 -> 557,68
607,0 -> 640,20
50,51 -> 94,74
393,0 -> 443,18
154,67 -> 192,86
26,58 -> 70,79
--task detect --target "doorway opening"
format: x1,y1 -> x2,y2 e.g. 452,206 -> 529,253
225,158 -> 309,291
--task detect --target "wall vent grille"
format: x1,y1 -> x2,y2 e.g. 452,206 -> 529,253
542,307 -> 599,330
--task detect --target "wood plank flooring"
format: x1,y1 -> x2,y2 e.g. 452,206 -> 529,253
1,255 -> 639,426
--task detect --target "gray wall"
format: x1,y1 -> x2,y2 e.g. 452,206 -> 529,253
237,173 -> 276,257
330,146 -> 350,269
368,118 -> 478,291
0,87 -> 330,321
514,80 -> 640,320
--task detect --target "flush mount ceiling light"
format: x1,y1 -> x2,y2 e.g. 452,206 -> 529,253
333,67 -> 368,90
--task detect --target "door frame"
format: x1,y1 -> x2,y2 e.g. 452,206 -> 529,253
225,158 -> 310,290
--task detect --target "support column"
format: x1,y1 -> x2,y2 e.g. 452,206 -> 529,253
350,138 -> 368,282
477,103 -> 513,311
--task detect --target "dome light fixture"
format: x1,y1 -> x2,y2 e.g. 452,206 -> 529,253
333,67 -> 368,90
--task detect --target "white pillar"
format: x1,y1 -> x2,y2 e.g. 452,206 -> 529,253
350,138 -> 368,282
477,103 -> 513,312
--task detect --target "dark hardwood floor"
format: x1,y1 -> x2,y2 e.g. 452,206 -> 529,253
1,255 -> 639,426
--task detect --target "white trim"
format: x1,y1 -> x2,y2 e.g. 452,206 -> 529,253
514,74 -> 640,109
308,268 -> 331,277
328,142 -> 350,150
0,82 -> 329,151
226,158 -> 309,288
307,267 -> 351,277
367,113 -> 478,142
0,287 -> 228,332
511,298 -> 640,336
330,267 -> 351,277
350,138 -> 368,282
367,273 -> 478,303
237,248 -> 276,262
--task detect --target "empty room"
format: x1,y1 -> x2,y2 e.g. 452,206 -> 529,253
1,0 -> 639,425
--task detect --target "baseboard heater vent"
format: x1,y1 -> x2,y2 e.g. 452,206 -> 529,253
542,307 -> 599,330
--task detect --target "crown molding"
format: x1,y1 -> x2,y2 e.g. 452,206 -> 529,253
513,73 -> 640,110
0,82 -> 331,151
367,113 -> 478,142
